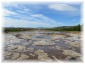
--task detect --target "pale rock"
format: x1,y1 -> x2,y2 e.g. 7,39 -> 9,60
16,45 -> 26,52
5,56 -> 10,58
52,47 -> 55,49
65,42 -> 81,47
5,34 -> 22,44
27,47 -> 34,52
34,49 -> 52,61
17,54 -> 29,60
52,34 -> 65,39
12,53 -> 20,59
65,56 -> 81,61
52,56 -> 61,61
4,51 -> 11,56
8,45 -> 26,52
63,50 -> 81,57
19,34 -> 32,39
8,45 -> 18,50
55,46 -> 62,50
29,53 -> 35,57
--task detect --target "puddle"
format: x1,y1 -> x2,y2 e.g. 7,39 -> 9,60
4,31 -> 81,61
32,35 -> 52,39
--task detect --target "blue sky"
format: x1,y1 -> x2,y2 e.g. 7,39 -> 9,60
3,2 -> 82,28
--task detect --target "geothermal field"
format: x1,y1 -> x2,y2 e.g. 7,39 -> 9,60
4,31 -> 82,62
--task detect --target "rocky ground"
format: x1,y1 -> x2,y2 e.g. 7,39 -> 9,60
4,31 -> 82,62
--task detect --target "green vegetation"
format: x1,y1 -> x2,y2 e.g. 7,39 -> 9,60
4,24 -> 81,33
43,24 -> 81,31
4,28 -> 36,33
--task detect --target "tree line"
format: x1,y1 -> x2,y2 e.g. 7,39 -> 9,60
43,24 -> 81,31
4,24 -> 81,33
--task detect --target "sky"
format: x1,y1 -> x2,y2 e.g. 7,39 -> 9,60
2,2 -> 82,28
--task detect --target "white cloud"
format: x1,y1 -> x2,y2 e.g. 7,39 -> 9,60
3,18 -> 54,28
16,6 -> 32,14
48,4 -> 77,11
23,8 -> 32,12
31,14 -> 57,24
3,9 -> 17,16
3,2 -> 19,8
3,8 -> 58,26
3,3 -> 62,27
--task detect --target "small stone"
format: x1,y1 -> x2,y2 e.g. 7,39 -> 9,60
4,51 -> 11,56
72,48 -> 76,51
22,49 -> 28,53
52,47 -> 55,49
12,53 -> 20,59
34,49 -> 46,55
66,56 -> 81,61
29,53 -> 35,57
52,56 -> 61,61
17,45 -> 26,52
38,55 -> 52,61
55,46 -> 62,50
17,54 -> 29,60
5,56 -> 10,58
27,47 -> 34,52
8,45 -> 18,50
77,57 -> 82,61
8,45 -> 26,52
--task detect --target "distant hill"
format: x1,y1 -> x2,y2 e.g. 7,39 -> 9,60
43,24 -> 81,31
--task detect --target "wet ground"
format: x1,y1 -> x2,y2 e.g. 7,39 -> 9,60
4,31 -> 82,62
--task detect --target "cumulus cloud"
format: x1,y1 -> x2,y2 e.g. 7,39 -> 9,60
48,4 -> 77,11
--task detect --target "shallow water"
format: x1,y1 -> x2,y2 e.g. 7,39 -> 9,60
4,31 -> 81,61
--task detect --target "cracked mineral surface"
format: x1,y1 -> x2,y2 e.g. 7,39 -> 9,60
4,31 -> 82,62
